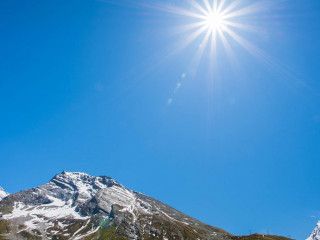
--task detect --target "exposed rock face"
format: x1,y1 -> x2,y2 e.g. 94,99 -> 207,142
307,221 -> 320,240
0,187 -> 8,201
0,171 -> 231,240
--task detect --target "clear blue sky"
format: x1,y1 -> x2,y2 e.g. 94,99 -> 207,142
0,0 -> 319,239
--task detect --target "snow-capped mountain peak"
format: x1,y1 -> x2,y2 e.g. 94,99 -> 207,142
0,171 -> 231,240
49,171 -> 122,204
307,221 -> 320,240
51,171 -> 121,189
0,186 -> 8,200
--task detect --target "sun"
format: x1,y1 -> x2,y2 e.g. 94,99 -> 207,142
140,0 -> 275,84
204,11 -> 226,32
158,0 -> 267,65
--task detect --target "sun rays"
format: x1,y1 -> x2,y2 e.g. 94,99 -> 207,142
149,0 -> 301,105
103,0 -> 302,105
166,0 -> 270,68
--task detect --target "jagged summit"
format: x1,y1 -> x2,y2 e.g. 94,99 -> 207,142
51,171 -> 121,189
56,170 -> 118,180
307,221 -> 320,240
48,171 -> 123,204
0,186 -> 8,200
52,171 -> 120,186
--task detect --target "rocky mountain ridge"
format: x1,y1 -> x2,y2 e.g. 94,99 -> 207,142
0,171 -> 294,240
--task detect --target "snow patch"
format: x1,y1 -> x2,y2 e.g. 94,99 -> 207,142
0,186 -> 8,200
307,221 -> 320,240
2,199 -> 88,231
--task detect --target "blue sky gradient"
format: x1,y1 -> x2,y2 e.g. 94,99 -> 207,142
0,1 -> 320,239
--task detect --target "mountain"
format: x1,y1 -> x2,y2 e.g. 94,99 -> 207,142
0,187 -> 8,201
0,171 -> 293,240
0,171 -> 229,240
307,221 -> 320,240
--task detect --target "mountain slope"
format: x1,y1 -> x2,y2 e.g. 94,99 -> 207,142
307,221 -> 320,240
0,171 -> 230,240
0,172 -> 294,240
0,187 -> 8,201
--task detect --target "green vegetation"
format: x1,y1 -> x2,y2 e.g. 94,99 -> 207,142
0,220 -> 10,234
47,220 -> 93,240
99,225 -> 127,240
18,231 -> 41,240
231,233 -> 293,240
83,224 -> 128,240
0,205 -> 13,215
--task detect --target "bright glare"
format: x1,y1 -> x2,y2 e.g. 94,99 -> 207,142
161,0 -> 266,63
205,12 -> 225,32
150,0 -> 275,80
148,0 -> 285,105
